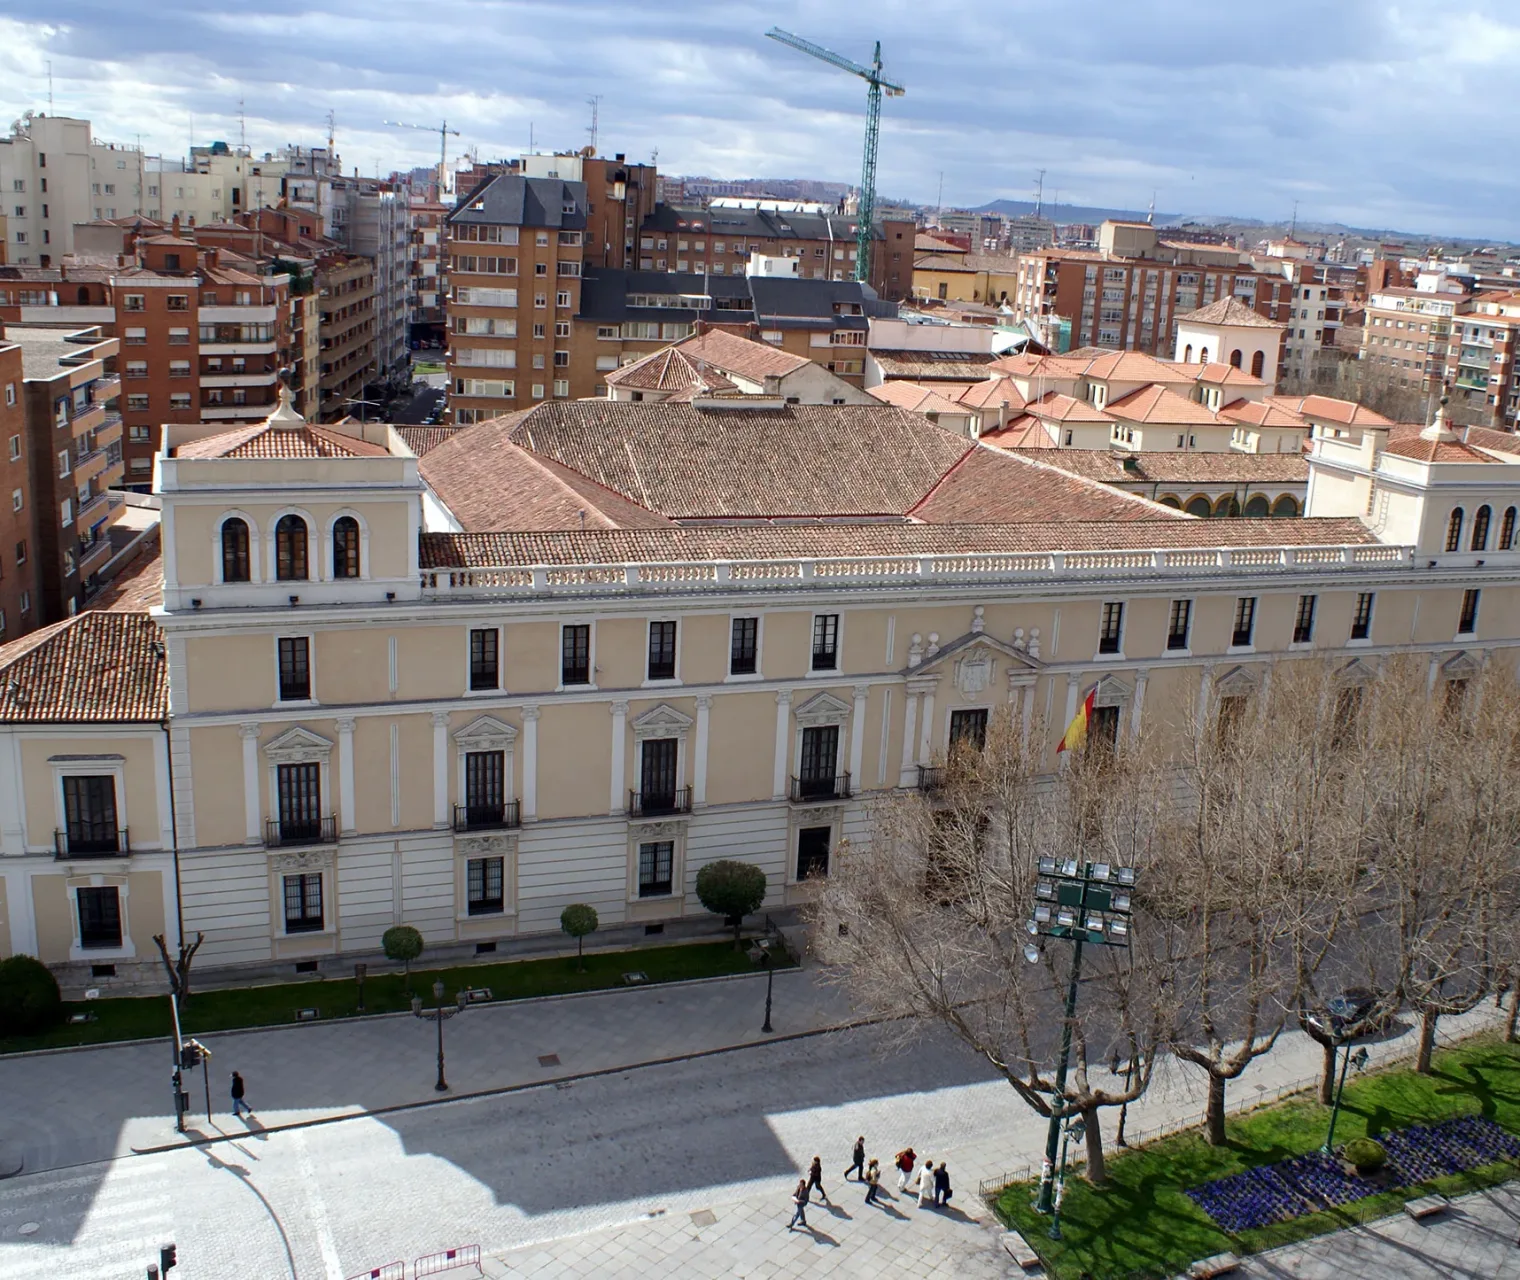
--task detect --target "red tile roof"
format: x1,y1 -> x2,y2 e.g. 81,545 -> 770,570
1218,398 -> 1309,429
866,382 -> 971,416
394,425 -> 460,457
603,347 -> 738,395
1179,297 -> 1283,329
1106,385 -> 1221,426
1266,395 -> 1393,428
176,423 -> 390,460
1027,392 -> 1116,424
1017,449 -> 1309,484
673,329 -> 810,380
951,377 -> 1028,412
0,612 -> 166,723
908,448 -> 1179,525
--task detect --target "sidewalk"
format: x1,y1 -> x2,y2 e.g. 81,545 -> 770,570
477,1001 -> 1513,1279
0,967 -> 854,1175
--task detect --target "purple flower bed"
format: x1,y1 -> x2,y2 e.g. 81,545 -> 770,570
1185,1116 -> 1520,1234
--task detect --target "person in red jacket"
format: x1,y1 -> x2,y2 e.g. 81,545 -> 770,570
894,1146 -> 917,1192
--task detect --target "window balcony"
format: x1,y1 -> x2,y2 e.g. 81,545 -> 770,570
628,787 -> 692,818
789,773 -> 852,803
917,766 -> 944,793
264,815 -> 338,848
55,826 -> 130,858
452,800 -> 521,833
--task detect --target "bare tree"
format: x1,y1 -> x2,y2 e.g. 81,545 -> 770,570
811,710 -> 1174,1186
153,931 -> 205,1007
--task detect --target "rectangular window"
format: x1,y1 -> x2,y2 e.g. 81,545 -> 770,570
637,840 -> 674,898
122,294 -> 144,311
1232,597 -> 1257,647
799,725 -> 840,794
1099,601 -> 1125,654
811,614 -> 839,670
277,637 -> 311,701
730,617 -> 759,675
1166,599 -> 1191,651
77,886 -> 123,949
62,775 -> 119,853
1293,595 -> 1317,644
552,379 -> 569,398
464,750 -> 506,827
282,872 -> 324,933
949,708 -> 989,752
276,762 -> 322,843
647,620 -> 677,680
1459,588 -> 1480,635
796,825 -> 831,880
561,624 -> 590,685
467,856 -> 505,915
1350,592 -> 1374,640
639,738 -> 678,810
469,628 -> 499,690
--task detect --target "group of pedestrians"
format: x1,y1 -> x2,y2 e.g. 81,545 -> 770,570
787,1136 -> 953,1231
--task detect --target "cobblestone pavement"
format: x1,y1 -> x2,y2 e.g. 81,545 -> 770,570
0,966 -> 1509,1280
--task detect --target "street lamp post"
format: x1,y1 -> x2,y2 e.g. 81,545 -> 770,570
411,979 -> 467,1092
1322,1039 -> 1370,1154
760,951 -> 775,1034
1026,857 -> 1137,1221
1049,1115 -> 1086,1242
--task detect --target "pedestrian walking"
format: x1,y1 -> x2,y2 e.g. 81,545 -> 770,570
806,1154 -> 830,1205
230,1070 -> 253,1119
787,1178 -> 809,1231
934,1162 -> 952,1206
917,1158 -> 935,1208
894,1146 -> 916,1192
864,1158 -> 882,1205
844,1135 -> 866,1182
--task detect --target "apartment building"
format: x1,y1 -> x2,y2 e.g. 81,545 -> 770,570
3,324 -> 123,626
3,388 -> 1517,986
332,178 -> 410,392
1014,220 -> 1288,370
0,341 -> 32,635
520,152 -> 658,272
316,254 -> 377,420
407,196 -> 449,344
1362,287 -> 1468,395
1443,293 -> 1520,430
637,203 -> 915,298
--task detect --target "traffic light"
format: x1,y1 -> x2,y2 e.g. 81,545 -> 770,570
159,1243 -> 177,1274
178,1039 -> 209,1070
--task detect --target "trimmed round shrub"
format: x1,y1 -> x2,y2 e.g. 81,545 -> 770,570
560,903 -> 599,971
695,860 -> 768,949
1343,1137 -> 1387,1173
382,925 -> 425,978
0,954 -> 63,1034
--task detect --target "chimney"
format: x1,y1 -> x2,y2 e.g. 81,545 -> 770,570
171,213 -> 181,238
763,374 -> 782,396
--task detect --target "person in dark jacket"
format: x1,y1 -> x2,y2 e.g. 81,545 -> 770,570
844,1135 -> 866,1181
230,1070 -> 253,1119
934,1162 -> 952,1206
787,1178 -> 809,1230
806,1154 -> 830,1204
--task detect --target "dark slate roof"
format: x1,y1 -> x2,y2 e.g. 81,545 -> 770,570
447,174 -> 588,231
577,269 -> 886,331
642,205 -> 888,242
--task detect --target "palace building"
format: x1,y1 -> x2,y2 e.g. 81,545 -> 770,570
0,387 -> 1515,987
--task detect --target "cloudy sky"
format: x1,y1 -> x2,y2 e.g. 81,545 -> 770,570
2,1 -> 1517,240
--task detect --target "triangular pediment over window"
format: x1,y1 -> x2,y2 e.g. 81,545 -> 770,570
793,691 -> 853,727
1213,665 -> 1259,698
1442,651 -> 1482,680
906,630 -> 1043,677
1338,658 -> 1378,685
454,715 -> 518,751
1094,675 -> 1132,707
261,725 -> 333,764
632,703 -> 695,740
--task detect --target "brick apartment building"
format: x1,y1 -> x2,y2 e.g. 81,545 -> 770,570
1013,221 -> 1292,371
407,196 -> 449,345
1444,292 -> 1520,428
636,204 -> 914,299
1,324 -> 123,627
1362,286 -> 1468,397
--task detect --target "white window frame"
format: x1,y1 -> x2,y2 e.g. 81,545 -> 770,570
557,620 -> 597,692
807,611 -> 843,676
643,618 -> 681,687
323,509 -> 371,583
273,633 -> 318,708
465,624 -> 504,695
726,613 -> 764,682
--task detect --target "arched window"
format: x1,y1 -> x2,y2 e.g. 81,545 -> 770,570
1471,504 -> 1492,551
1158,495 -> 1182,509
1445,507 -> 1465,553
1229,349 -> 1243,369
1185,496 -> 1212,518
332,516 -> 361,579
1500,506 -> 1517,551
1250,350 -> 1265,378
220,518 -> 250,582
275,514 -> 309,581
1243,494 -> 1270,517
1272,494 -> 1300,517
76,286 -> 90,305
1200,347 -> 1211,365
1214,495 -> 1241,517
1183,344 -> 1193,363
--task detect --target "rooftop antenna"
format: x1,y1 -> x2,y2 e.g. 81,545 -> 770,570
238,97 -> 246,154
1290,200 -> 1299,239
1147,190 -> 1155,225
936,170 -> 944,223
46,59 -> 53,114
1034,169 -> 1045,220
528,121 -> 535,155
586,95 -> 602,155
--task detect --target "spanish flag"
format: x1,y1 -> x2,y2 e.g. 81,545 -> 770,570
1057,686 -> 1097,753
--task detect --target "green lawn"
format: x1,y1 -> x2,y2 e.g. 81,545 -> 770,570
412,361 -> 445,374
994,1039 -> 1520,1280
1,938 -> 791,1056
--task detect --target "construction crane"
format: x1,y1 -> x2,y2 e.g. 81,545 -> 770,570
384,119 -> 460,200
764,27 -> 904,285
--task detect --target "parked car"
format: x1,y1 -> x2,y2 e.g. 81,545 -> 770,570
1309,986 -> 1397,1040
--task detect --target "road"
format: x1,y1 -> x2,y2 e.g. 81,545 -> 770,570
0,1024 -> 1025,1279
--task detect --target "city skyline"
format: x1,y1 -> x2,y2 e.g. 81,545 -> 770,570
1,1 -> 1518,242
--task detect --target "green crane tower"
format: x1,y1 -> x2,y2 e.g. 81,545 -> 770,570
764,28 -> 906,287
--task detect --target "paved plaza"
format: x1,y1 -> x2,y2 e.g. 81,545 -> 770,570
0,963 -> 1512,1279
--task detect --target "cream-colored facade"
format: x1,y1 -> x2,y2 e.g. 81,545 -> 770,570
3,394 -> 1518,988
